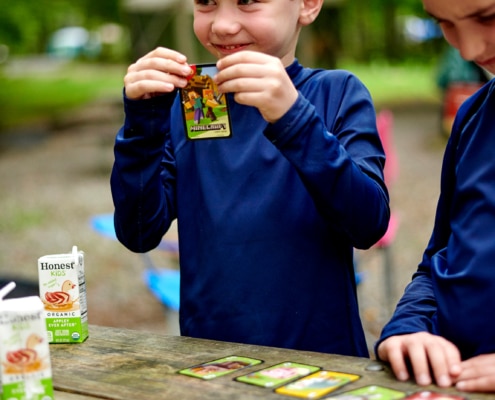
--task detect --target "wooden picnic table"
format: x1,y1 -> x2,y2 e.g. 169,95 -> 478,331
50,325 -> 491,399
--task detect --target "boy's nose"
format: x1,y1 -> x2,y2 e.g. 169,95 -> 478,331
456,28 -> 486,62
211,6 -> 241,36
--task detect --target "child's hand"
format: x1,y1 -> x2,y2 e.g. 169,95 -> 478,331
377,332 -> 462,388
124,47 -> 193,100
214,51 -> 299,124
455,354 -> 495,392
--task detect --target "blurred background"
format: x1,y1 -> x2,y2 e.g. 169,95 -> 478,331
0,0 -> 490,353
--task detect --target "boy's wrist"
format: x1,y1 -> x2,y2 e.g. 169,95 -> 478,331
124,89 -> 176,115
264,93 -> 308,145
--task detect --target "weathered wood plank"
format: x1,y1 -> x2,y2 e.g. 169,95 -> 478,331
50,326 -> 492,399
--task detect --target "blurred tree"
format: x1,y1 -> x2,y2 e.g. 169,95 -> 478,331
339,0 -> 442,63
0,0 -> 121,56
307,3 -> 342,69
0,0 -> 443,64
81,0 -> 122,24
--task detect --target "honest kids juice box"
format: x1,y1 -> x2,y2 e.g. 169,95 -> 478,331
38,246 -> 88,343
0,296 -> 54,400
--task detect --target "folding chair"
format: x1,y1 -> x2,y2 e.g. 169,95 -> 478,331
90,214 -> 180,313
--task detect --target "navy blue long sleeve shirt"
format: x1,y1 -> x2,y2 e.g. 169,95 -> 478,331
111,60 -> 389,357
378,79 -> 495,360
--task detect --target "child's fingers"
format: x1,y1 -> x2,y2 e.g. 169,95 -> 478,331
456,376 -> 495,393
216,50 -> 265,70
378,333 -> 460,387
140,46 -> 188,65
130,55 -> 191,77
124,47 -> 192,99
455,353 -> 495,392
377,337 -> 412,382
422,338 -> 460,387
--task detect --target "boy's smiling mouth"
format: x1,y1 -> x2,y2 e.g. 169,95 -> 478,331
211,43 -> 249,54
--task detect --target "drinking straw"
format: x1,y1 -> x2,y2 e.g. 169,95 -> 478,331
0,281 -> 16,300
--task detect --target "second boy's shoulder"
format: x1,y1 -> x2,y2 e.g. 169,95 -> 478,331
451,78 -> 495,145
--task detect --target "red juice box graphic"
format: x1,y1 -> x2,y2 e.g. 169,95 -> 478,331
38,246 -> 88,343
0,295 -> 54,400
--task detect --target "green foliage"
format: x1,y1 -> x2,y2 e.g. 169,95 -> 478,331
0,0 -> 442,63
340,60 -> 442,107
0,63 -> 124,130
0,0 -> 120,55
0,203 -> 46,233
337,0 -> 441,62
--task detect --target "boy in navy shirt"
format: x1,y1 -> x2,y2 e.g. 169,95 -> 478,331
377,0 -> 495,392
112,0 -> 389,356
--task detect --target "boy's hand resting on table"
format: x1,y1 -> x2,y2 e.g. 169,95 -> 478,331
124,47 -> 193,100
379,332 -> 495,393
455,354 -> 495,392
377,332 -> 462,388
214,51 -> 299,124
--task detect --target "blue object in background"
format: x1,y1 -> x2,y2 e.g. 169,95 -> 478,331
90,213 -> 180,311
144,269 -> 180,311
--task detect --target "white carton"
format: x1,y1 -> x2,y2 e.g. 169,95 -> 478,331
0,296 -> 54,400
38,246 -> 88,343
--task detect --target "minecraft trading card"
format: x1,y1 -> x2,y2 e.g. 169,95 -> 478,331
327,384 -> 406,400
275,370 -> 360,399
180,64 -> 232,140
178,355 -> 262,380
235,361 -> 321,388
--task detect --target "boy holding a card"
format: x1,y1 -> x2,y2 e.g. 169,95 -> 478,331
111,0 -> 389,357
376,0 -> 495,393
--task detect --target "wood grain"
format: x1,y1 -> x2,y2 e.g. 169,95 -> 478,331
50,325 -> 489,399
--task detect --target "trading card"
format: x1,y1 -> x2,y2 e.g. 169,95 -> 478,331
275,370 -> 361,399
327,384 -> 406,399
235,361 -> 321,388
180,63 -> 232,140
405,391 -> 467,400
177,355 -> 263,380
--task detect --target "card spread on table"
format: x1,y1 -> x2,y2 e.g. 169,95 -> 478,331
177,355 -> 262,380
274,370 -> 361,399
326,384 -> 406,399
405,391 -> 467,399
180,63 -> 232,140
235,361 -> 321,388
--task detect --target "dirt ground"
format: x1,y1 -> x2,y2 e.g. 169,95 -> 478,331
0,96 -> 447,354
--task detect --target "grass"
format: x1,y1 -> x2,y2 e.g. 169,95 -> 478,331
339,60 -> 442,108
0,203 -> 46,233
0,59 -> 441,131
0,61 -> 125,130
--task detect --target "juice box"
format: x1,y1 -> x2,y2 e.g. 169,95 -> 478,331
38,246 -> 88,343
0,296 -> 54,400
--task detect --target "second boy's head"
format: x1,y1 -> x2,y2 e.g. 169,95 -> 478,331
193,0 -> 323,66
423,0 -> 495,74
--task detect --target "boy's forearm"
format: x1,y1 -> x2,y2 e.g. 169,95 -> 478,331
265,94 -> 389,249
111,94 -> 177,253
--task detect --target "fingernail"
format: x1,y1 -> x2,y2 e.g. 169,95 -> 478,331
417,374 -> 431,386
398,371 -> 409,381
437,375 -> 451,387
450,364 -> 462,375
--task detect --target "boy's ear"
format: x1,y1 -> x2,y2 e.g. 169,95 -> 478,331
299,0 -> 324,26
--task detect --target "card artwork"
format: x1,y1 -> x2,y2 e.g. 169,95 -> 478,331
180,64 -> 232,140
